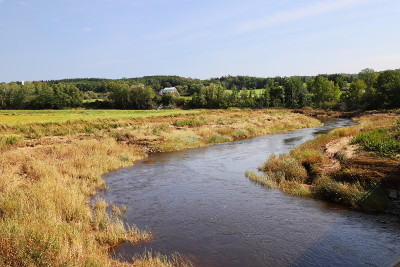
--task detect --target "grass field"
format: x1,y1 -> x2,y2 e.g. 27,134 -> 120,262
0,108 -> 321,266
0,109 -> 199,125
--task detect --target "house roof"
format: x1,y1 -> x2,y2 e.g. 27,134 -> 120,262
161,87 -> 176,92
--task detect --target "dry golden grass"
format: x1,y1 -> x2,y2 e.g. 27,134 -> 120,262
0,109 -> 321,266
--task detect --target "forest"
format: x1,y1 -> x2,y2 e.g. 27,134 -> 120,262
0,68 -> 399,110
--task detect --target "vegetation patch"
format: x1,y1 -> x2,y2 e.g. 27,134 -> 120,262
208,134 -> 232,143
351,128 -> 400,157
251,112 -> 400,212
172,119 -> 203,127
0,109 -> 321,266
261,154 -> 308,183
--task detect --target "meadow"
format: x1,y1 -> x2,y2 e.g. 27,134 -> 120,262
0,109 -> 199,125
0,108 -> 321,266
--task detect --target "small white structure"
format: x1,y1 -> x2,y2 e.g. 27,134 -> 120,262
21,81 -> 25,85
159,87 -> 179,95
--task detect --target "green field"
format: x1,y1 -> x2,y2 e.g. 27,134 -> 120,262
0,109 -> 199,125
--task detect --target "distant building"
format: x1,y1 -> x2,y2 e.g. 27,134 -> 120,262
159,87 -> 179,95
21,81 -> 25,85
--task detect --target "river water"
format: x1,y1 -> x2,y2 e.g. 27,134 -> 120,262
103,119 -> 400,267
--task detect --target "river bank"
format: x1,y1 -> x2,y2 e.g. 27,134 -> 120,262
249,111 -> 400,212
103,117 -> 399,266
0,109 -> 321,266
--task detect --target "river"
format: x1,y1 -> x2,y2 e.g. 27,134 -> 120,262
102,118 -> 400,267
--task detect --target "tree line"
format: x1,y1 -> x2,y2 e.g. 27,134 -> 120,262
1,68 -> 399,110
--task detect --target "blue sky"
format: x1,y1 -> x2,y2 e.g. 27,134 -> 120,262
0,0 -> 399,82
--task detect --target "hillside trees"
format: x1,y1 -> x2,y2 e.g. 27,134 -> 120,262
283,77 -> 308,108
308,76 -> 341,109
374,70 -> 400,108
343,79 -> 367,110
0,82 -> 83,109
107,83 -> 155,109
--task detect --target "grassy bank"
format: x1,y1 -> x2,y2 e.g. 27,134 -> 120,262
249,111 -> 400,212
0,109 -> 320,266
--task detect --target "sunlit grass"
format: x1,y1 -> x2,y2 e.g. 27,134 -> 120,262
351,128 -> 400,157
0,108 -> 322,266
0,109 -> 199,125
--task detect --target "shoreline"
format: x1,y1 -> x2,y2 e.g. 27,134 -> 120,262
0,109 -> 322,266
249,111 -> 400,213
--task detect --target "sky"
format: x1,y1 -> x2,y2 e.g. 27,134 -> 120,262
0,0 -> 399,82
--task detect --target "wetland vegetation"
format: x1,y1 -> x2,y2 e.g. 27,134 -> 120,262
248,111 -> 400,211
0,67 -> 399,266
0,108 -> 320,266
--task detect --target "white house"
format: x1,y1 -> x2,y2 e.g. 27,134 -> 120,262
159,87 -> 179,95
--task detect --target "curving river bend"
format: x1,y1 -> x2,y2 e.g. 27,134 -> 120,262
102,119 -> 400,267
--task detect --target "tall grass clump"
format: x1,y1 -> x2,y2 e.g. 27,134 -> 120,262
261,154 -> 308,183
208,134 -> 232,143
131,251 -> 193,267
172,119 -> 202,128
245,170 -> 274,188
313,176 -> 366,207
0,135 -> 22,149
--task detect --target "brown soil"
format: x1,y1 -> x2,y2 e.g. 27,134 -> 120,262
321,137 -> 400,189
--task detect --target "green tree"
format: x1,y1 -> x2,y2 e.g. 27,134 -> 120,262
283,77 -> 308,108
52,84 -> 83,109
107,83 -> 130,109
30,82 -> 55,109
268,81 -> 284,107
344,79 -> 366,110
308,76 -> 341,108
375,70 -> 400,108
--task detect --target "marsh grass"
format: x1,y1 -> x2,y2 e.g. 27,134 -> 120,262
208,134 -> 232,143
172,119 -> 203,128
245,170 -> 274,188
131,251 -> 193,267
261,154 -> 308,183
313,176 -> 366,207
0,109 -> 321,266
254,112 -> 399,210
0,134 -> 22,149
351,128 -> 400,157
